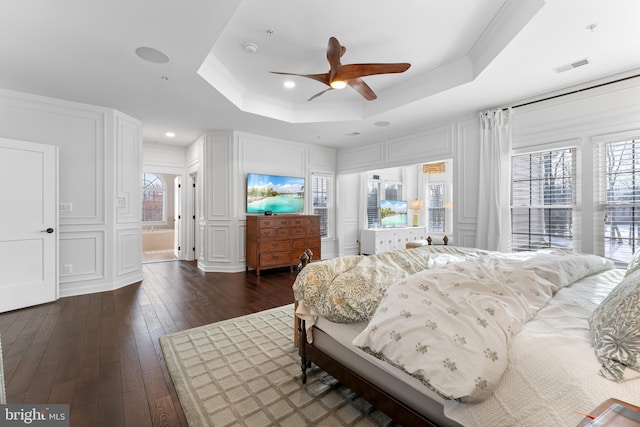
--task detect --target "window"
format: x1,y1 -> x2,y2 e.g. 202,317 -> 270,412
142,172 -> 165,222
428,183 -> 445,232
367,179 -> 403,228
511,148 -> 576,252
596,138 -> 640,266
422,160 -> 453,234
312,173 -> 333,238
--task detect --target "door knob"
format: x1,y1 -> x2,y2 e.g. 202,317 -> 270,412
42,228 -> 54,233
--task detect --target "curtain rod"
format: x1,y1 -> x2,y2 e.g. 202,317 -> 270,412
503,72 -> 640,111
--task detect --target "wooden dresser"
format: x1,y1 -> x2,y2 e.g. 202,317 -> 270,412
246,214 -> 321,276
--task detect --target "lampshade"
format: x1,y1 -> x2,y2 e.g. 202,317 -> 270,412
409,200 -> 423,210
330,80 -> 347,89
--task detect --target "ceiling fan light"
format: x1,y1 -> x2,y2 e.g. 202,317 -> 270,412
330,80 -> 347,90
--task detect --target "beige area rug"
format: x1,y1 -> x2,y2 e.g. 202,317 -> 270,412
159,305 -> 398,427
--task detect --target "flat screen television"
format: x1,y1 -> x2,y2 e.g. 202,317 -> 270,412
380,199 -> 408,227
246,173 -> 305,214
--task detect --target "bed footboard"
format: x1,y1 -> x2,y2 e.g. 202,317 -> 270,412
298,320 -> 441,427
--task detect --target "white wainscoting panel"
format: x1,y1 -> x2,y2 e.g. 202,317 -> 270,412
207,225 -> 231,263
59,231 -> 105,283
338,142 -> 384,173
116,113 -> 142,224
456,118 -> 481,225
205,133 -> 232,221
117,228 -> 141,275
386,125 -> 453,166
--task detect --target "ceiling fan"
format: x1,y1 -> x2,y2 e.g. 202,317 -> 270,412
271,37 -> 411,102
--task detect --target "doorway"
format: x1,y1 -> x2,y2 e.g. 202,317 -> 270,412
142,172 -> 180,263
0,138 -> 58,312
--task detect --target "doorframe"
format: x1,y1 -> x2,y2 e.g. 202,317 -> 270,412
0,138 -> 58,312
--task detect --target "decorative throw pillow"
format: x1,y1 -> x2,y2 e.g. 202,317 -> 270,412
626,247 -> 640,277
589,269 -> 640,381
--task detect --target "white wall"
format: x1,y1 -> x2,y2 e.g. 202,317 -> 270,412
0,89 -> 143,296
189,130 -> 338,272
336,72 -> 640,255
337,122 -> 469,253
511,74 -> 640,255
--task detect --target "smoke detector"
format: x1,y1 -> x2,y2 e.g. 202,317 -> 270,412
244,43 -> 258,54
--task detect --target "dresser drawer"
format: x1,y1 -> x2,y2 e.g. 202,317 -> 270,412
259,240 -> 292,252
292,218 -> 317,227
275,218 -> 291,227
260,251 -> 291,266
259,228 -> 276,238
292,238 -> 320,250
275,227 -> 291,238
292,226 -> 319,237
258,218 -> 279,228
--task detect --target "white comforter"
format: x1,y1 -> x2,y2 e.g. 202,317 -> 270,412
352,250 -> 613,403
444,267 -> 640,427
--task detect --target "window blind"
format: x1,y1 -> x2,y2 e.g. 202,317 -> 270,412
367,181 -> 380,228
511,148 -> 576,252
594,138 -> 640,265
312,174 -> 331,238
428,183 -> 445,232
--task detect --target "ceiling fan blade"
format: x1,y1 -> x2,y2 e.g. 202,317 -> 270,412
335,63 -> 411,81
270,71 -> 330,86
327,37 -> 343,82
307,88 -> 333,101
348,78 -> 377,101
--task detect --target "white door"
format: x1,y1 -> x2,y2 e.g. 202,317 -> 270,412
0,138 -> 58,312
174,176 -> 182,259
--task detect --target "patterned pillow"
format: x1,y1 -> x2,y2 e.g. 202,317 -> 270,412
589,270 -> 640,381
626,247 -> 640,277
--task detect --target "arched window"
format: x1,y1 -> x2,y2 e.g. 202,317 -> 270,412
142,172 -> 165,222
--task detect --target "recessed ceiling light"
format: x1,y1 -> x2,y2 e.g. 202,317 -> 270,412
284,81 -> 295,89
135,46 -> 170,64
374,121 -> 391,127
165,132 -> 175,138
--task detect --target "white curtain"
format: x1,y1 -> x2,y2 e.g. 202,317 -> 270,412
475,108 -> 512,252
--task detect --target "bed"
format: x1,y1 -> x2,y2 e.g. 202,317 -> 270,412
293,246 -> 640,426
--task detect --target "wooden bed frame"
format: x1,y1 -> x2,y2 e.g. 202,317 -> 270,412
297,319 -> 442,427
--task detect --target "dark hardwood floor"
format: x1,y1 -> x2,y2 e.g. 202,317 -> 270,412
0,261 -> 297,426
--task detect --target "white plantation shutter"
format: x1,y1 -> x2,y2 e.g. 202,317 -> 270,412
367,180 -> 380,228
428,183 -> 445,232
511,148 -> 576,252
312,174 -> 332,238
595,138 -> 640,266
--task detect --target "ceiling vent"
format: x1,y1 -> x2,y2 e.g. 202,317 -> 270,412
553,58 -> 590,73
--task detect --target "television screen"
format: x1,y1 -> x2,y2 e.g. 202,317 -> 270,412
380,199 -> 408,227
247,173 -> 305,214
